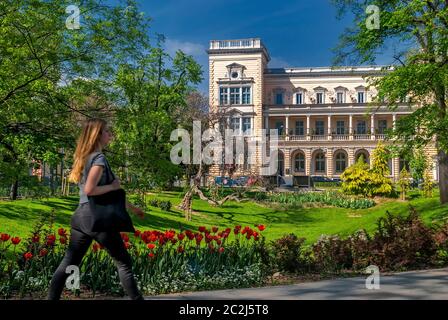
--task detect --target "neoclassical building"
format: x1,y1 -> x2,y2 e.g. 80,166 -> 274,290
207,38 -> 438,185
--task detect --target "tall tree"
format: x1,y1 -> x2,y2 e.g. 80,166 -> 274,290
0,0 -> 151,199
332,0 -> 448,203
110,41 -> 203,192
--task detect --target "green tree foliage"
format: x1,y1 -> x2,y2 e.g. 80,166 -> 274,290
341,155 -> 372,196
408,148 -> 428,184
398,168 -> 411,200
332,0 -> 448,204
423,170 -> 434,198
0,0 -> 203,198
341,144 -> 394,197
0,0 -> 153,198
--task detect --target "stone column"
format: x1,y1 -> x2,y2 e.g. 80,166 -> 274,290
285,116 -> 289,140
326,149 -> 333,177
328,115 -> 332,140
306,115 -> 311,141
348,148 -> 355,166
349,114 -> 353,140
305,148 -> 312,176
284,148 -> 291,176
371,114 -> 375,140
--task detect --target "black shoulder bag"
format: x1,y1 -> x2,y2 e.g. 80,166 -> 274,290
85,153 -> 135,233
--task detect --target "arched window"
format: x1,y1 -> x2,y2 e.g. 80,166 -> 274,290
335,152 -> 347,173
315,152 -> 326,173
294,153 -> 305,172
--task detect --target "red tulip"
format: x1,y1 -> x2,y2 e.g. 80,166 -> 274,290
149,234 -> 158,242
246,234 -> 251,240
31,234 -> 40,243
165,230 -> 175,239
177,246 -> 184,253
134,230 -> 141,238
39,248 -> 48,257
1,233 -> 11,242
225,228 -> 231,234
177,233 -> 185,241
11,237 -> 21,245
171,239 -> 177,245
24,252 -> 33,260
59,237 -> 67,245
257,225 -> 266,232
212,226 -> 219,233
218,247 -> 225,254
198,226 -> 206,233
216,239 -> 222,246
121,233 -> 129,243
147,243 -> 156,250
124,242 -> 131,250
148,252 -> 155,258
58,228 -> 67,237
46,235 -> 56,246
92,243 -> 100,253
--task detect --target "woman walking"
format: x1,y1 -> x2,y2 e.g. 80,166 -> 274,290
48,118 -> 145,300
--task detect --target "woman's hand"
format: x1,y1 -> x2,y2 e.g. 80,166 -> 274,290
111,178 -> 121,191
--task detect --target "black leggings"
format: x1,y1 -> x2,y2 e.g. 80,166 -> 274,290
48,206 -> 143,300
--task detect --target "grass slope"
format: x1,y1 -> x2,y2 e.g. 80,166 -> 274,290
0,190 -> 446,244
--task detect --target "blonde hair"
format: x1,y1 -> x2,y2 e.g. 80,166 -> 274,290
69,118 -> 107,183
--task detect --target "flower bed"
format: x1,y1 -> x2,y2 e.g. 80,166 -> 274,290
0,215 -> 270,298
267,191 -> 376,209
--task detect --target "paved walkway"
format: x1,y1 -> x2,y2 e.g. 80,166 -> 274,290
146,268 -> 448,300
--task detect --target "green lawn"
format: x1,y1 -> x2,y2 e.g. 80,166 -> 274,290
0,190 -> 447,244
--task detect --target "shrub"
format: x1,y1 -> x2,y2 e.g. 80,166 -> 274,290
159,200 -> 172,212
341,146 -> 395,198
270,234 -> 306,273
312,235 -> 353,273
149,199 -> 160,208
398,168 -> 411,200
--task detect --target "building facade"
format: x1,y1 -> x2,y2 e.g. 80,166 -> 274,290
207,38 -> 439,185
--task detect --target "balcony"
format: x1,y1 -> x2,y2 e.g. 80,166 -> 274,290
310,135 -> 327,141
354,134 -> 371,140
332,134 -> 349,141
290,135 -> 306,141
209,38 -> 263,50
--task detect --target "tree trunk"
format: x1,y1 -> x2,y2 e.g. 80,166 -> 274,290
10,178 -> 18,200
438,149 -> 448,204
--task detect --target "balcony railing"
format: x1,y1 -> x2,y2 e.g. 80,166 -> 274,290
310,135 -> 327,141
375,134 -> 386,140
290,135 -> 306,141
210,38 -> 262,50
332,134 -> 349,141
354,134 -> 371,140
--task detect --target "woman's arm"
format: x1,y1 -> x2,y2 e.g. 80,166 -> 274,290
84,165 -> 120,196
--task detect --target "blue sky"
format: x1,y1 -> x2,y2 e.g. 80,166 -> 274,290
111,0 -> 399,93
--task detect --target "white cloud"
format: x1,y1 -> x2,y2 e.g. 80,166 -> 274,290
164,39 -> 207,57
